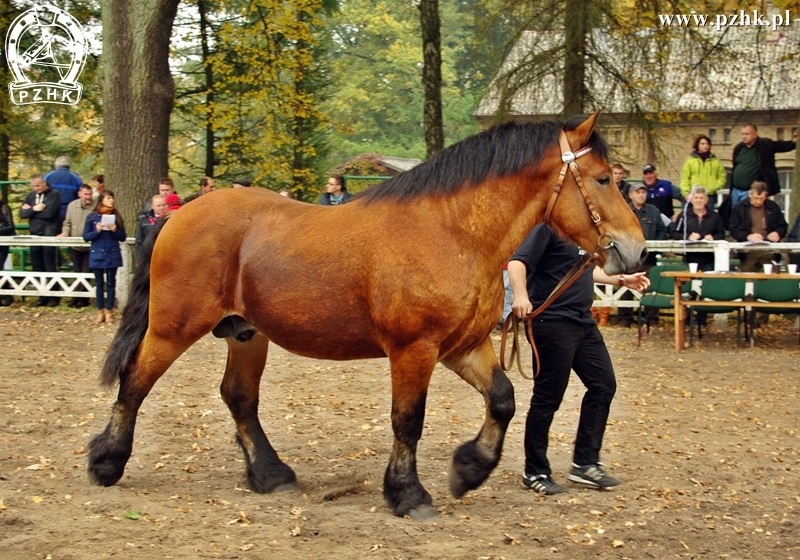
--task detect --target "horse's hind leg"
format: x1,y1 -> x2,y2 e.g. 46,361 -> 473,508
442,337 -> 515,498
88,331 -> 202,487
384,341 -> 439,519
220,332 -> 298,493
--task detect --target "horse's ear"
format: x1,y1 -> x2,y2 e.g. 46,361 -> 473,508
566,111 -> 600,147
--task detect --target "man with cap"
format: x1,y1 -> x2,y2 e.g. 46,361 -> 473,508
639,163 -> 685,224
232,178 -> 252,188
617,183 -> 668,327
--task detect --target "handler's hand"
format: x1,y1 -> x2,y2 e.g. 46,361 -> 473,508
511,296 -> 533,319
622,271 -> 649,292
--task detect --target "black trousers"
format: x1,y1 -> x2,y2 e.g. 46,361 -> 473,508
524,319 -> 616,476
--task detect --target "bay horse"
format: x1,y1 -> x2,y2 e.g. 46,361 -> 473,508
87,113 -> 646,519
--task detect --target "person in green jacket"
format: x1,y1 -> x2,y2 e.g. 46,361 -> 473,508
679,135 -> 727,202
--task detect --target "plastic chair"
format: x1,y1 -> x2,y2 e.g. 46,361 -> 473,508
637,265 -> 692,340
750,279 -> 800,345
688,277 -> 746,346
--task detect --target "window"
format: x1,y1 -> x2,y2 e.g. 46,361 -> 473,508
723,128 -> 731,143
777,128 -> 784,141
778,170 -> 793,191
613,130 -> 622,145
708,128 -> 717,143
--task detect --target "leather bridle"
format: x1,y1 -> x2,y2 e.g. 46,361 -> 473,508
500,129 -> 616,379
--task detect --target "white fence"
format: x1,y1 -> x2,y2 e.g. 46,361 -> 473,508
592,240 -> 800,308
0,237 -> 134,306
1,237 -> 799,310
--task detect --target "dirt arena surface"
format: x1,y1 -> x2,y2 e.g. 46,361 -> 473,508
1,306 -> 798,559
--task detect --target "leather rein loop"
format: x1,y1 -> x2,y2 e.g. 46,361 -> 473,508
500,129 -> 614,380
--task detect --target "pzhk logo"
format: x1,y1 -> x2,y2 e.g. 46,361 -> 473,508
6,5 -> 87,106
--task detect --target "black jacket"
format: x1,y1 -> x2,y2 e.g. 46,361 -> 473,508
731,137 -> 796,196
729,198 -> 788,242
0,203 -> 15,236
19,187 -> 62,235
672,206 -> 725,241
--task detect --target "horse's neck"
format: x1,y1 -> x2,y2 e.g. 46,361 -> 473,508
457,173 -> 554,269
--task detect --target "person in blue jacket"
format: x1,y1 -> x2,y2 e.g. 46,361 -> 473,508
83,190 -> 126,324
44,156 -> 83,224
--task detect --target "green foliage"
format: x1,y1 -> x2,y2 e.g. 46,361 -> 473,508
206,0 -> 334,200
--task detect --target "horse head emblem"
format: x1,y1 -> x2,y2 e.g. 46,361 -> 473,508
6,4 -> 88,106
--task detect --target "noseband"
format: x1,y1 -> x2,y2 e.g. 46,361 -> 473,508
500,129 -> 616,379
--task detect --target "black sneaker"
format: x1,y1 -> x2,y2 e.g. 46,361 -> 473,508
568,463 -> 620,488
522,473 -> 568,495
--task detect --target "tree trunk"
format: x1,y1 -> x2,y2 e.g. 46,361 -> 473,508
563,0 -> 588,117
419,0 -> 443,158
0,4 -> 12,195
198,0 -> 215,178
791,111 -> 800,222
100,0 -> 180,228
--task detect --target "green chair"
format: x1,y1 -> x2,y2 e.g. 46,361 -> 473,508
750,279 -> 800,345
688,277 -> 746,346
637,265 -> 692,340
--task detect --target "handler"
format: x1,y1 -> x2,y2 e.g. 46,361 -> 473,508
508,225 -> 649,495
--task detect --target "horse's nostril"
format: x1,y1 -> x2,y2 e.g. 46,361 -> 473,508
639,247 -> 649,263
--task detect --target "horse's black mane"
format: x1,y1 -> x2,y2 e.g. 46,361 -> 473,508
357,116 -> 609,203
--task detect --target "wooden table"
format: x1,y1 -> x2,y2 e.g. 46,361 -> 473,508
660,271 -> 800,351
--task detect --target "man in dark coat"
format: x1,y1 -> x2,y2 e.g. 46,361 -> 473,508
729,181 -> 788,272
730,124 -> 796,204
19,174 -> 62,306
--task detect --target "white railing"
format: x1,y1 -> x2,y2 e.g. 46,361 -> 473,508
2,236 -> 798,311
592,240 -> 800,308
0,236 -> 134,306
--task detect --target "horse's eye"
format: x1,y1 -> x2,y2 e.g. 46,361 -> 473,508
597,176 -> 610,186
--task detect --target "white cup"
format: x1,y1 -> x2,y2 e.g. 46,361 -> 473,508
789,264 -> 798,274
688,263 -> 698,273
763,264 -> 773,274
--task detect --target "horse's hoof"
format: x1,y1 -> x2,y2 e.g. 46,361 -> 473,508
271,482 -> 300,493
407,505 -> 439,520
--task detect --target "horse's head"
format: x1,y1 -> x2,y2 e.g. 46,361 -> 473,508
547,112 -> 647,275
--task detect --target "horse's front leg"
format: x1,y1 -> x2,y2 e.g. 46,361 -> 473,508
220,332 -> 298,493
384,341 -> 439,519
442,336 -> 515,498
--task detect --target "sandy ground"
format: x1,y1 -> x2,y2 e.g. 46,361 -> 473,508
1,306 -> 799,559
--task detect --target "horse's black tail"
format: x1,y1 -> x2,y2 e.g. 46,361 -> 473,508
99,215 -> 171,387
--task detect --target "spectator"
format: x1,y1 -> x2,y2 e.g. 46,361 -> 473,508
83,191 -> 127,324
640,164 -> 685,224
679,135 -> 727,203
673,186 -> 726,331
58,184 -> 95,308
617,184 -> 667,328
44,156 -> 82,224
135,194 -> 167,255
184,176 -> 215,203
165,193 -> 183,211
141,177 -> 179,215
91,174 -> 105,196
19,174 -> 62,307
611,163 -> 630,203
232,178 -> 251,188
729,181 -> 788,272
508,225 -> 649,495
0,197 -> 14,306
788,211 -> 800,267
730,124 -> 797,206
320,175 -> 352,205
